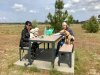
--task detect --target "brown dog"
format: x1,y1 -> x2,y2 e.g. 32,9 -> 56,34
60,29 -> 72,45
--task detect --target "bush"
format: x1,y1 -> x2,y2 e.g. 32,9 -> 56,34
82,16 -> 99,33
32,20 -> 38,28
82,21 -> 88,30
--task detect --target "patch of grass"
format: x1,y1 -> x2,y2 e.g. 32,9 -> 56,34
49,69 -> 63,75
95,62 -> 100,72
18,66 -> 40,73
74,49 -> 92,75
74,51 -> 86,75
19,66 -> 28,71
28,66 -> 40,72
8,63 -> 14,69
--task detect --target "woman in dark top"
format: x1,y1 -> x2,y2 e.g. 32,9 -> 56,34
55,22 -> 74,57
19,21 -> 39,58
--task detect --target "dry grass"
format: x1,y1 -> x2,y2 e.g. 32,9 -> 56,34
71,24 -> 100,75
0,24 -> 100,75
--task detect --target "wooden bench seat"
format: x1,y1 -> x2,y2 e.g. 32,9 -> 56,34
59,44 -> 73,52
19,42 -> 48,61
58,44 -> 74,67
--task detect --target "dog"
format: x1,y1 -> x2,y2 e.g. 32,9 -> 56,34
60,29 -> 74,45
30,28 -> 39,38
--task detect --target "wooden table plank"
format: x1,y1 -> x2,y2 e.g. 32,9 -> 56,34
30,35 -> 61,42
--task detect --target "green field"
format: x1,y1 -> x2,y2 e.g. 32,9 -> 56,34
0,24 -> 100,75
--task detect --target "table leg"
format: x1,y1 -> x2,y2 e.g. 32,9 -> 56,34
28,41 -> 32,65
44,43 -> 45,50
47,43 -> 49,49
51,42 -> 55,68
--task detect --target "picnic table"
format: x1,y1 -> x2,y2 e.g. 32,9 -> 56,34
28,34 -> 62,68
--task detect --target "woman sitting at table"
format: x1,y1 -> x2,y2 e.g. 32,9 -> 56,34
19,21 -> 39,58
55,22 -> 74,57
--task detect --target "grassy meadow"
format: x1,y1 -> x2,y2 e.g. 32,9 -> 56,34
0,24 -> 100,75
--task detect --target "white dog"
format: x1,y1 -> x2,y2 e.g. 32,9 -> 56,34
30,28 -> 39,38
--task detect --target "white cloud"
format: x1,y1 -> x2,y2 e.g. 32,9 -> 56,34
29,10 -> 38,14
0,16 -> 6,20
65,0 -> 100,12
72,0 -> 80,3
81,8 -> 86,11
64,3 -> 72,8
0,16 -> 7,22
87,0 -> 97,2
45,6 -> 55,11
12,3 -> 26,12
68,9 -> 76,13
94,5 -> 100,10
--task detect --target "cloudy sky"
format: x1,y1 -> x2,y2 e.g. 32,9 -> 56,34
0,0 -> 100,23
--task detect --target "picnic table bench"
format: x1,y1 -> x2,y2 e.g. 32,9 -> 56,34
58,44 -> 74,67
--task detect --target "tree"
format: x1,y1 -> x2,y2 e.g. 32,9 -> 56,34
47,0 -> 73,32
82,16 -> 99,33
73,20 -> 79,24
32,20 -> 38,28
67,15 -> 74,25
